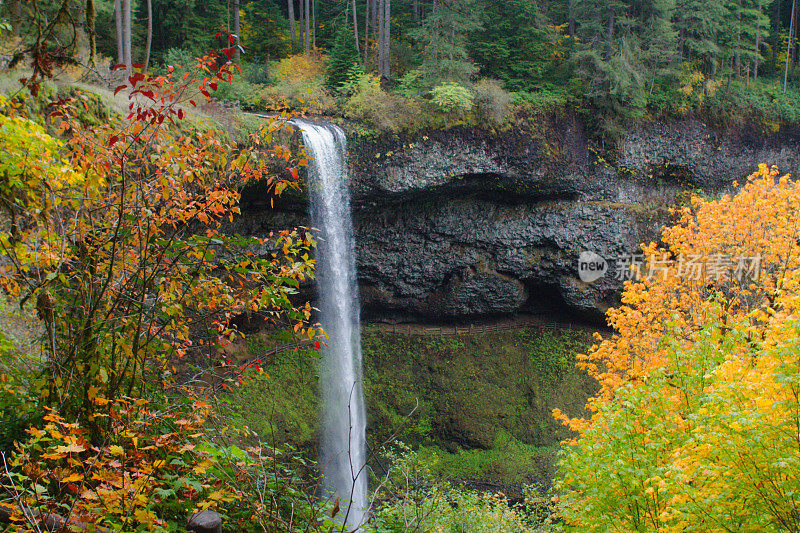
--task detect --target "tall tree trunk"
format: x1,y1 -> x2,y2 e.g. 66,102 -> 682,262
364,0 -> 370,63
377,0 -> 383,74
9,0 -> 21,37
233,0 -> 240,61
381,0 -> 390,79
288,0 -> 296,53
431,0 -> 438,61
299,0 -> 304,52
772,0 -> 781,64
371,0 -> 378,42
122,0 -> 132,69
412,0 -> 419,23
377,0 -> 384,77
115,0 -> 124,64
735,11 -> 741,78
353,0 -> 360,55
144,0 -> 152,72
754,14 -> 762,80
304,0 -> 310,52
312,0 -> 316,49
785,0 -> 796,92
86,0 -> 97,64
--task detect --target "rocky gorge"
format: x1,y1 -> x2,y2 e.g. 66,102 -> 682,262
235,114 -> 800,324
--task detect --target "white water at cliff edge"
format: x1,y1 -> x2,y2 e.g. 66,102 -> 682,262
295,119 -> 368,530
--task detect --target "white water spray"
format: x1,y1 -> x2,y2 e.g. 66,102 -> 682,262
296,120 -> 368,530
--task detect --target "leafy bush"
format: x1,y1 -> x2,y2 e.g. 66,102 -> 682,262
0,295 -> 42,453
556,166 -> 800,531
372,446 -> 545,532
704,78 -> 800,129
251,54 -> 334,113
512,86 -> 570,112
343,72 -> 422,132
395,69 -> 428,98
430,82 -> 474,116
2,396 -> 214,531
472,78 -> 511,125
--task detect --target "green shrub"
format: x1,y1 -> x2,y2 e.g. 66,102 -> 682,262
396,69 -> 428,98
704,78 -> 800,129
243,61 -> 271,85
430,82 -> 474,116
343,72 -> 422,132
0,295 -> 42,453
372,446 -> 546,532
472,78 -> 511,125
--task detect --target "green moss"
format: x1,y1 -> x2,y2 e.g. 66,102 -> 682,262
416,432 -> 555,486
224,325 -> 596,486
224,346 -> 320,447
362,327 -> 597,451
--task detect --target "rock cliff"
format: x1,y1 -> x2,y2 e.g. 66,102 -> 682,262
236,115 -> 800,323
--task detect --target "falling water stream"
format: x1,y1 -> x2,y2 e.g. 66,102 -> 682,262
295,120 -> 368,530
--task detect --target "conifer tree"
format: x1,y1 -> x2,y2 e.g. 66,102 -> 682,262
410,0 -> 483,84
326,22 -> 360,88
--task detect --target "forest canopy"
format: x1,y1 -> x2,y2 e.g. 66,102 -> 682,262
5,0 -> 800,136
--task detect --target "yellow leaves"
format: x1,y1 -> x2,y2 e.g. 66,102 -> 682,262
61,472 -> 84,483
41,452 -> 68,460
55,443 -> 86,454
558,165 -> 800,532
87,386 -> 101,401
109,445 -> 124,456
192,459 -> 213,475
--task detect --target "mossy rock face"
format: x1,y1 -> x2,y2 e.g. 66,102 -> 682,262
224,326 -> 595,451
222,325 -> 596,490
224,334 -> 320,449
362,327 -> 597,451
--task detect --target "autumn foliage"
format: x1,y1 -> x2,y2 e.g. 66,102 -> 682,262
0,44 -> 326,531
557,165 -> 800,531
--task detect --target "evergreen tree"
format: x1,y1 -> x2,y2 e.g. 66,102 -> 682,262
410,0 -> 484,84
326,22 -> 360,88
723,0 -> 772,78
675,0 -> 727,75
633,0 -> 679,90
240,0 -> 291,61
469,0 -> 561,91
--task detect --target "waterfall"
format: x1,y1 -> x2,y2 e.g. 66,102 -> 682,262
295,120 -> 368,530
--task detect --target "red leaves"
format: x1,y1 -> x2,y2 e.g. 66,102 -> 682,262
114,85 -> 127,97
127,72 -> 145,88
109,135 -> 119,147
112,63 -> 127,71
177,109 -> 184,120
289,167 -> 299,180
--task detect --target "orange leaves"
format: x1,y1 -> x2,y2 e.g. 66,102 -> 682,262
557,165 -> 800,531
7,395 -> 217,530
